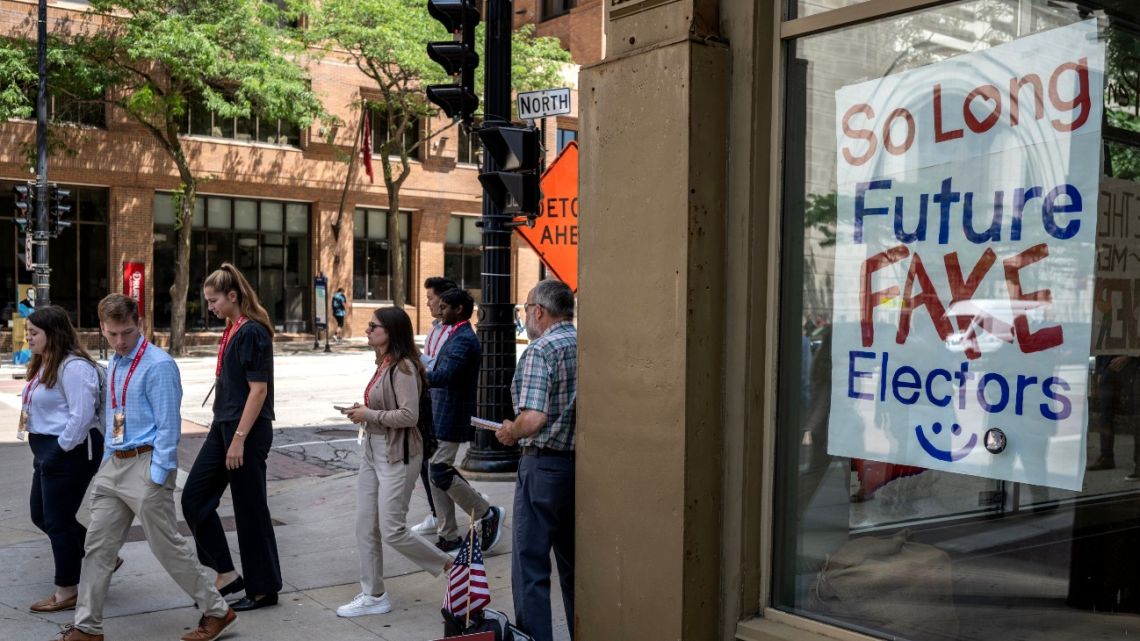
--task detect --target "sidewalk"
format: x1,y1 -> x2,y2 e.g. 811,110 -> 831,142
0,351 -> 568,641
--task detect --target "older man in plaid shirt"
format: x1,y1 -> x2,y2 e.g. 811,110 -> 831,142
496,279 -> 577,641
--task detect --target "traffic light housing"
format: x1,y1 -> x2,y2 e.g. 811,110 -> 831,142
13,184 -> 33,232
477,123 -> 541,216
49,185 -> 71,235
425,0 -> 480,125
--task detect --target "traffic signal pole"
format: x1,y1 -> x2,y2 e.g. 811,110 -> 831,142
462,0 -> 519,473
33,0 -> 50,307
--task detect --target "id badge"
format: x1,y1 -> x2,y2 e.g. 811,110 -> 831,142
112,413 -> 126,446
17,410 -> 28,441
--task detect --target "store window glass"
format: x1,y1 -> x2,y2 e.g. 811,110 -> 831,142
774,2 -> 1140,640
0,183 -> 108,329
352,208 -> 411,301
153,194 -> 310,331
444,215 -> 482,301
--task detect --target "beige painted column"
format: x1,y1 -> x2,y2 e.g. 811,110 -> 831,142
578,6 -> 728,638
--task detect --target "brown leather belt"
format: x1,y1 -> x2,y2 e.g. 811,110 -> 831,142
112,444 -> 154,459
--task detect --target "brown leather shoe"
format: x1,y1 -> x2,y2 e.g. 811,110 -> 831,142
31,592 -> 77,613
180,607 -> 237,641
51,626 -> 104,641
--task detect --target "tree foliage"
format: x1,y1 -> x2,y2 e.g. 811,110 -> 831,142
298,0 -> 572,306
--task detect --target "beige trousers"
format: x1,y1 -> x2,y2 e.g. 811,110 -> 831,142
357,433 -> 451,596
74,452 -> 228,634
430,440 -> 492,541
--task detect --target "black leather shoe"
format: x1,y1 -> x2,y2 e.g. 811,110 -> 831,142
231,593 -> 278,611
219,576 -> 245,597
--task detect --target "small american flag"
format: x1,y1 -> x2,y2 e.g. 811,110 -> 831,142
444,527 -> 490,618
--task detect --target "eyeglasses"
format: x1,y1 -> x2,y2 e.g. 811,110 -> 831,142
367,321 -> 382,331
523,302 -> 541,312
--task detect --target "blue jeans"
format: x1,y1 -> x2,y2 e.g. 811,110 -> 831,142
512,452 -> 575,641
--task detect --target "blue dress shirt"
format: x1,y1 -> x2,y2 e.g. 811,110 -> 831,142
104,336 -> 183,485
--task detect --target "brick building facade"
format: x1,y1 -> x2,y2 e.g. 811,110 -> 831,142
0,0 -> 583,345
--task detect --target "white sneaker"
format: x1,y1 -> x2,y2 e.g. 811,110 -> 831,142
411,514 -> 438,535
336,592 -> 392,618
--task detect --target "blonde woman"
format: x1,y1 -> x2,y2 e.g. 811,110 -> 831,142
336,306 -> 453,617
181,263 -> 282,612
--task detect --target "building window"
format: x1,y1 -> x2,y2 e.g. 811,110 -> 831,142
152,194 -> 310,331
0,182 -> 108,328
17,88 -> 106,128
353,208 -> 411,302
444,215 -> 481,301
457,119 -> 483,165
556,128 -> 577,154
372,107 -> 422,161
772,4 -> 1140,641
185,93 -> 301,146
541,0 -> 576,20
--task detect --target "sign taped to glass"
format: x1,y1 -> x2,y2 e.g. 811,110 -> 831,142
123,261 -> 145,317
827,20 -> 1105,491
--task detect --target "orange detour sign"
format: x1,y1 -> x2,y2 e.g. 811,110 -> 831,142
516,141 -> 578,292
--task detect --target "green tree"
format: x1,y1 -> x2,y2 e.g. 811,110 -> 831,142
299,0 -> 571,307
0,1 -> 326,355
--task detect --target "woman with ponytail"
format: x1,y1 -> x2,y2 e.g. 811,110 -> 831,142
181,262 -> 282,612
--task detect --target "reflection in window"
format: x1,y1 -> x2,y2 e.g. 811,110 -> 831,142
556,128 -> 577,154
773,3 -> 1140,640
372,107 -> 422,161
353,208 -> 411,301
458,119 -> 483,165
184,92 -> 302,146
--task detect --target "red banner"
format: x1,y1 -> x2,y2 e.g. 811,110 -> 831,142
123,261 -> 145,317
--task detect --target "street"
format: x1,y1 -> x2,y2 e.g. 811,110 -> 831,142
0,347 -> 568,641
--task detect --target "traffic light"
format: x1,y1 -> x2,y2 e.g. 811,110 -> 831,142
48,184 -> 71,235
13,184 -> 33,232
425,0 -> 480,125
477,123 -> 541,217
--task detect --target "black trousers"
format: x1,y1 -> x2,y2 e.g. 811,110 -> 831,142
29,430 -> 103,586
181,417 -> 282,595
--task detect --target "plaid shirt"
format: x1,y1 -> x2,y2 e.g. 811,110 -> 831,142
512,320 -> 577,451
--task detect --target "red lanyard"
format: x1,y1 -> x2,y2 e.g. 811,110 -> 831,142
364,357 -> 392,406
428,320 -> 468,356
111,340 -> 149,411
22,371 -> 41,407
215,316 -> 247,378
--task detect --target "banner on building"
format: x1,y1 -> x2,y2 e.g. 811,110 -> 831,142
827,20 -> 1105,491
1092,177 -> 1140,355
123,262 -> 145,318
314,274 -> 328,329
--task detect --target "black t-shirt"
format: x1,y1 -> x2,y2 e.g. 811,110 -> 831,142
212,321 -> 275,423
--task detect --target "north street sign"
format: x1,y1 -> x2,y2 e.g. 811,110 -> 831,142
517,87 -> 571,120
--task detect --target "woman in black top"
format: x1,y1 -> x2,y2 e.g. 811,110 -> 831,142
181,262 -> 282,611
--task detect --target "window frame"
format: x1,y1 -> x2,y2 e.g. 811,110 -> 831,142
352,207 -> 413,303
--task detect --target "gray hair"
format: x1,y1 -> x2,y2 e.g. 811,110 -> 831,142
532,279 -> 574,319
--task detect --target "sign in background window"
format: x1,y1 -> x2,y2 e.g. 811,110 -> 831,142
444,215 -> 482,302
353,208 -> 411,301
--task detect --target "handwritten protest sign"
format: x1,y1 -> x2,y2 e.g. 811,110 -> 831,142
827,20 -> 1105,491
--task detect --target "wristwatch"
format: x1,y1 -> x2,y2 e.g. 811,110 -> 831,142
235,430 -> 247,438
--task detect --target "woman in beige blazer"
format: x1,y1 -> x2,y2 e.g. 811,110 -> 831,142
338,306 -> 453,618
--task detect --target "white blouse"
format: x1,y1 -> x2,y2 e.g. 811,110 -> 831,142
26,357 -> 101,452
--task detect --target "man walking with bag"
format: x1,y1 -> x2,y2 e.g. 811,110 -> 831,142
496,280 -> 577,641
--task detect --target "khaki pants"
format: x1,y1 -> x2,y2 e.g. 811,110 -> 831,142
357,433 -> 451,596
430,441 -> 492,540
75,452 -> 228,635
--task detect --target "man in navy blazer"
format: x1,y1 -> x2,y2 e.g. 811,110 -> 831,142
426,288 -> 505,553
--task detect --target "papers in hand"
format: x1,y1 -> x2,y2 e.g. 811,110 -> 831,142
470,416 -> 502,431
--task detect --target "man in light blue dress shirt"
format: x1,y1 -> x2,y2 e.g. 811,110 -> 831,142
56,295 -> 235,641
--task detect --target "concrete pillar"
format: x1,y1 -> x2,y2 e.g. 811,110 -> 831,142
577,16 -> 728,641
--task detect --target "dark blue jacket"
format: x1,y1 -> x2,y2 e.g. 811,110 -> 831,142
427,323 -> 481,442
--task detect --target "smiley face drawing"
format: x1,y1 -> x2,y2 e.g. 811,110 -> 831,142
915,422 -> 978,462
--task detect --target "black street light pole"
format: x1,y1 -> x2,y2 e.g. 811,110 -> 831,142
463,0 -> 519,474
33,0 -> 50,307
